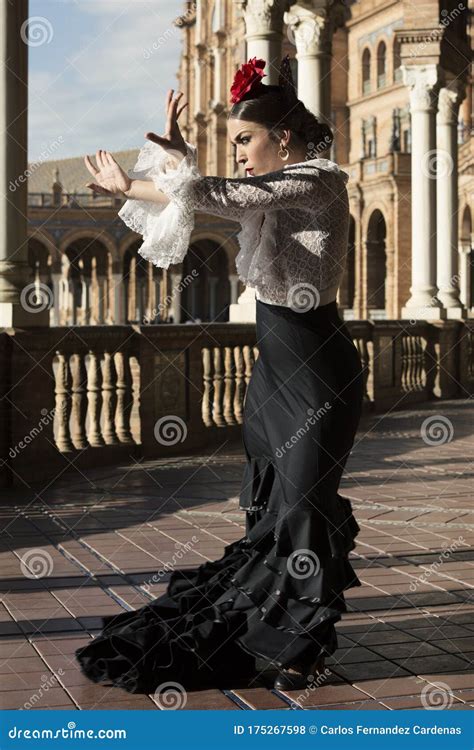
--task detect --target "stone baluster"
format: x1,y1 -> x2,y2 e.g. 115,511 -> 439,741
223,346 -> 237,425
115,352 -> 134,443
87,350 -> 105,446
102,351 -> 119,444
70,353 -> 88,448
212,347 -> 225,426
54,352 -> 73,452
201,347 -> 213,427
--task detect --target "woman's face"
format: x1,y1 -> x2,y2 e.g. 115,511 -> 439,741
227,119 -> 289,176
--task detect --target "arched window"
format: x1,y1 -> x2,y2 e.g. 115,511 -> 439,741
362,48 -> 371,95
377,41 -> 386,88
366,209 -> 387,316
393,38 -> 402,83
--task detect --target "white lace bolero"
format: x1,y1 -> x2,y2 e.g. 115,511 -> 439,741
118,139 -> 350,307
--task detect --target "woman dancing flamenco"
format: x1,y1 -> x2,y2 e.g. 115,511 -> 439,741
76,55 -> 365,693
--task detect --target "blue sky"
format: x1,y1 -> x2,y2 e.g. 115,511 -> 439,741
28,0 -> 185,162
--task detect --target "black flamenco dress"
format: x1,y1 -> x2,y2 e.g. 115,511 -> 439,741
75,298 -> 365,693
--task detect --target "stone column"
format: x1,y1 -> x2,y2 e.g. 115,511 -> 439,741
230,0 -> 286,322
436,79 -> 466,318
208,276 -> 218,319
0,0 -> 48,326
169,268 -> 183,323
401,65 -> 445,320
51,272 -> 61,326
229,274 -> 239,304
237,0 -> 287,84
110,271 -> 125,324
284,4 -> 333,125
458,241 -> 471,309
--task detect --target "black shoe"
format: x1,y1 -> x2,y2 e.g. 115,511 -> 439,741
274,669 -> 312,690
273,656 -> 325,691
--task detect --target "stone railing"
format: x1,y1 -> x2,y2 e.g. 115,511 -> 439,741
0,318 -> 472,487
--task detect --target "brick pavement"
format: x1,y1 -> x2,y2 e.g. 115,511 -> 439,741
0,398 -> 473,710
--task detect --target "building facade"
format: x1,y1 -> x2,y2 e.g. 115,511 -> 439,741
26,0 -> 473,325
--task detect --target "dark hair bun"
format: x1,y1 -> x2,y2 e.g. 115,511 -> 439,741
229,85 -> 333,158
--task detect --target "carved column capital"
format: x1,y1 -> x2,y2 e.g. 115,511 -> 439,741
437,78 -> 466,125
401,64 -> 441,113
284,6 -> 333,56
238,0 -> 288,36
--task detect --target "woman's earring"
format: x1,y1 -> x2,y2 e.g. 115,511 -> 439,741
278,144 -> 290,161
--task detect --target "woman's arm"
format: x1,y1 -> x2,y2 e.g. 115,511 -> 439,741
123,178 -> 170,204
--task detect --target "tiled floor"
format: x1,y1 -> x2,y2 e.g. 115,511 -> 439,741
1,398 -> 473,710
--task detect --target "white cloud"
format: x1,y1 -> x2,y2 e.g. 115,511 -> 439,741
28,0 -> 185,161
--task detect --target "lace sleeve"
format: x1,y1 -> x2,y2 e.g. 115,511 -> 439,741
118,138 -> 348,268
117,140 -> 202,269
151,143 -> 348,222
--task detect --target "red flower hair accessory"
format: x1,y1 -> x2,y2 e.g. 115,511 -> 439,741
230,56 -> 267,104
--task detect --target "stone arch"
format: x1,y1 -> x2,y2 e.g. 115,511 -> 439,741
181,238 -> 231,322
362,47 -> 371,95
376,39 -> 387,88
339,214 -> 356,310
366,208 -> 387,316
60,235 -> 113,325
393,36 -> 403,83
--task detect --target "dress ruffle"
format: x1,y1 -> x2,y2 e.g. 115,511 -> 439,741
75,468 -> 360,693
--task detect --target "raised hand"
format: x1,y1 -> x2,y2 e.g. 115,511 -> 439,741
84,150 -> 132,197
145,89 -> 188,159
